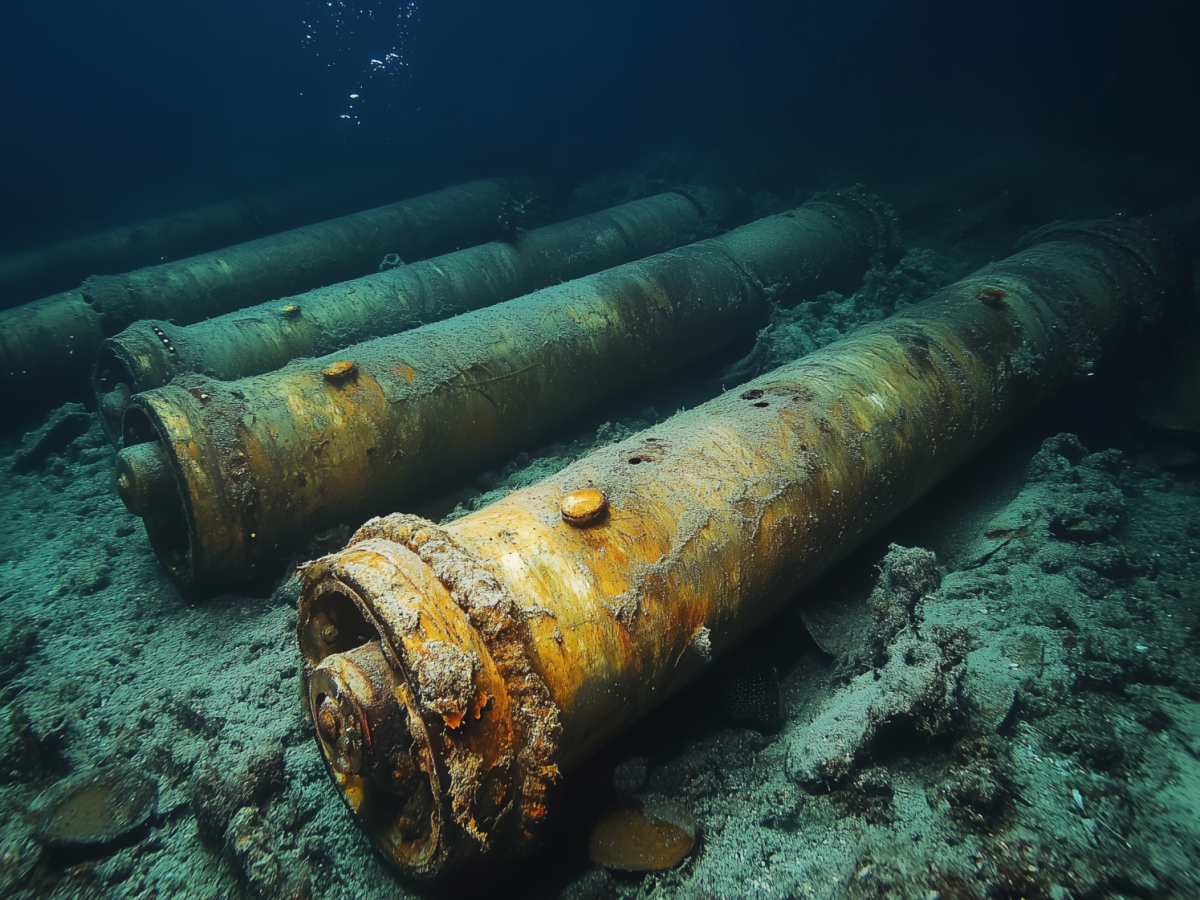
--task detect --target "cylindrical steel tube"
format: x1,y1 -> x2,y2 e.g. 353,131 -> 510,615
0,179 -> 523,404
93,188 -> 736,442
294,217 -> 1185,877
115,190 -> 900,587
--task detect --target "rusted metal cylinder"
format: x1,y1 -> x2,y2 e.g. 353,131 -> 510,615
294,217 -> 1185,877
0,172 -> 404,307
93,188 -> 736,443
0,179 -> 524,406
115,190 -> 899,588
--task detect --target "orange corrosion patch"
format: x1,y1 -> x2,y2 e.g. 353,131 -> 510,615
323,360 -> 358,380
395,365 -> 417,383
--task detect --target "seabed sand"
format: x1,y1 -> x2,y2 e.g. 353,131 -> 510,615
1,157 -> 1199,900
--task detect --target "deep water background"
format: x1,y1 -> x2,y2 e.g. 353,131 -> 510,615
1,0 -> 1196,254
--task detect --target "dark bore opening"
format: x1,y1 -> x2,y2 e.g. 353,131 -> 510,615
298,584 -> 377,664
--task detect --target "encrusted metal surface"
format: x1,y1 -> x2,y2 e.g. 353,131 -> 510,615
119,190 -> 899,587
299,518 -> 561,876
298,216 -> 1186,877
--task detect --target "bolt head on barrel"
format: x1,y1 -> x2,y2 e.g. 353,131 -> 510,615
322,360 -> 357,381
560,488 -> 607,526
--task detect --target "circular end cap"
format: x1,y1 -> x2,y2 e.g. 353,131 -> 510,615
115,441 -> 173,519
305,636 -> 441,872
561,489 -> 607,526
588,795 -> 696,871
309,642 -> 410,779
31,767 -> 157,849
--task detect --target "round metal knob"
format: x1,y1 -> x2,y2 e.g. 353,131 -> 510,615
560,488 -> 608,526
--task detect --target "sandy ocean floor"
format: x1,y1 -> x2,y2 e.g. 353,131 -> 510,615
2,154 -> 1199,900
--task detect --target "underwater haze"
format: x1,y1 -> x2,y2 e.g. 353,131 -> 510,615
3,0 -> 1195,251
2,1 -> 1200,899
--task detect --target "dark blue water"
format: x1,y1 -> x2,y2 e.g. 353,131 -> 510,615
2,0 -> 1194,250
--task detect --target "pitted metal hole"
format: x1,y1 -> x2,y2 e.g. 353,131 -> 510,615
976,286 -> 1009,308
738,388 -> 771,408
625,440 -> 665,466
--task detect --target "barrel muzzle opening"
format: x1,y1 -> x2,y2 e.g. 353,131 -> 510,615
296,527 -> 566,877
299,578 -> 445,874
115,408 -> 194,584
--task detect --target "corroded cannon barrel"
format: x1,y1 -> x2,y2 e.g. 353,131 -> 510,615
93,187 -> 736,442
0,179 -> 524,406
114,189 -> 899,588
294,217 -> 1186,877
0,172 -> 404,307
